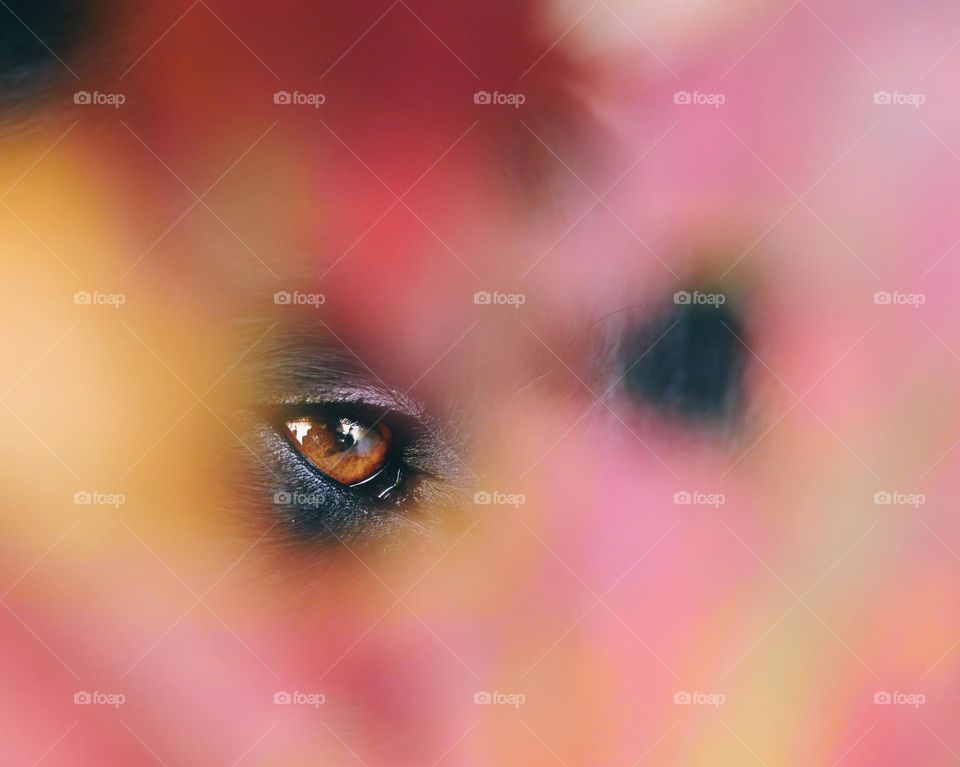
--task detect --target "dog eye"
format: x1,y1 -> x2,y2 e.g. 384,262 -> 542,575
284,415 -> 392,486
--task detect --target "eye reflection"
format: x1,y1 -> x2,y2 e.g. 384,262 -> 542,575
284,416 -> 391,486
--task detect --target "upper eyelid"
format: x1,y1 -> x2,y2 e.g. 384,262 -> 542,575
237,329 -> 425,420
263,385 -> 415,416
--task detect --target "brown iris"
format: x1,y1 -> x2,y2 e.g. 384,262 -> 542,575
284,415 -> 391,486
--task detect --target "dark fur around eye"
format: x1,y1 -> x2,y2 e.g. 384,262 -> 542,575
619,293 -> 747,424
0,0 -> 93,92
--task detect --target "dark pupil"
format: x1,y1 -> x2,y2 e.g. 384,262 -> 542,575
332,419 -> 359,451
